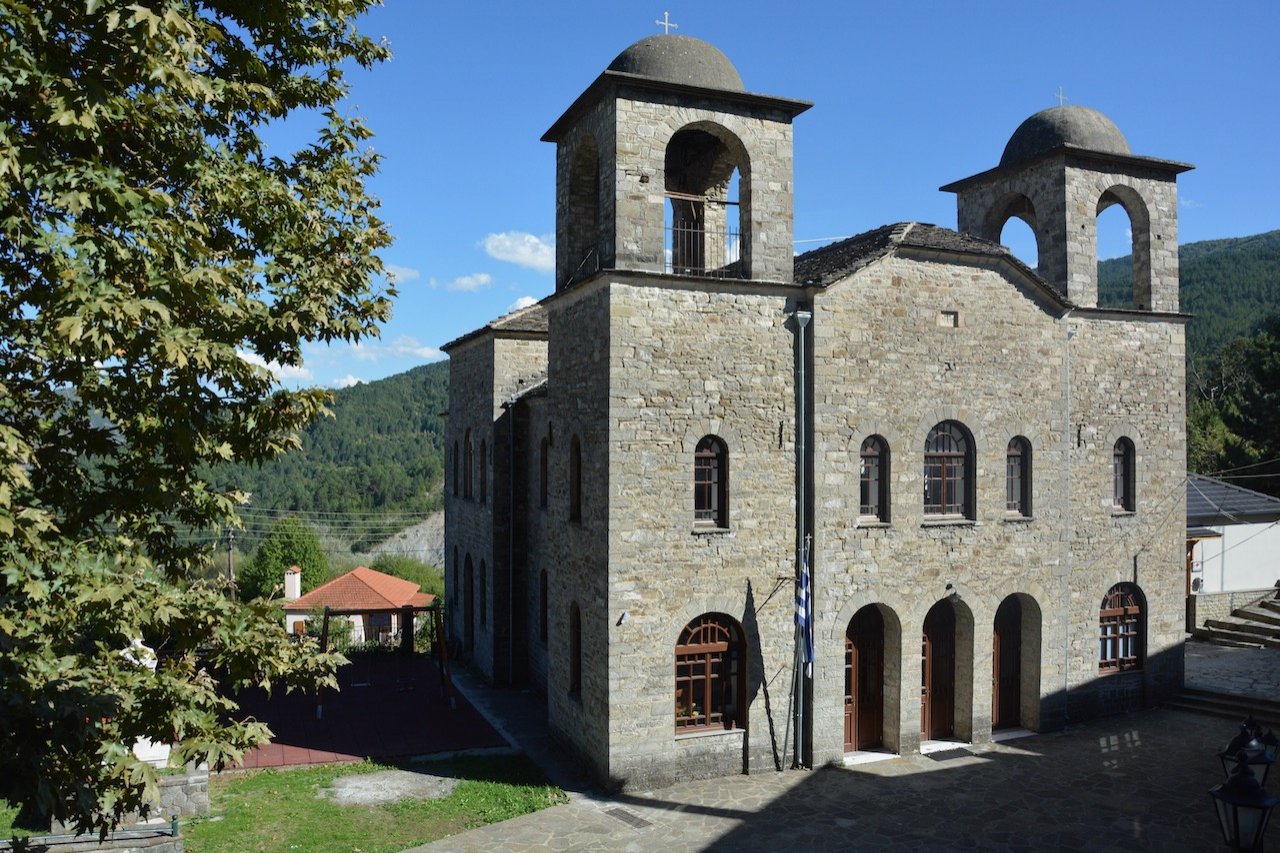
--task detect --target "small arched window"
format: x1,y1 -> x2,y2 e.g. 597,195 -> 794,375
539,437 -> 549,509
859,436 -> 889,521
1099,583 -> 1144,673
452,441 -> 459,496
924,421 -> 973,518
1006,437 -> 1032,517
479,440 -> 487,505
568,602 -> 582,697
463,429 -> 474,499
569,436 -> 582,522
675,613 -> 745,732
1113,437 -> 1136,512
694,435 -> 728,528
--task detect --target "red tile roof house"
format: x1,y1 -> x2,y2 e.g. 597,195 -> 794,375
282,565 -> 435,644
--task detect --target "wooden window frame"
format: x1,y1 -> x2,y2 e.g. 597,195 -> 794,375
860,435 -> 889,521
924,421 -> 972,518
1006,437 -> 1032,517
1113,438 -> 1136,512
674,613 -> 745,733
693,436 -> 728,529
1099,583 -> 1143,673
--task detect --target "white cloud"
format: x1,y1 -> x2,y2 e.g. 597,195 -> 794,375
391,334 -> 443,361
446,272 -> 492,292
332,374 -> 364,389
350,341 -> 380,362
385,263 -> 421,283
1180,197 -> 1202,209
482,231 -> 554,274
506,295 -> 538,312
237,350 -> 313,381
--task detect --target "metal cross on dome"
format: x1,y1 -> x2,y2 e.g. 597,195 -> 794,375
1055,86 -> 1068,106
656,11 -> 678,34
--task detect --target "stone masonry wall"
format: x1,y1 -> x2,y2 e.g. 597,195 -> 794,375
807,249 -> 1185,767
604,275 -> 801,788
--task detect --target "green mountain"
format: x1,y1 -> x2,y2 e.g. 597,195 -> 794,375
1099,230 -> 1280,364
209,361 -> 448,539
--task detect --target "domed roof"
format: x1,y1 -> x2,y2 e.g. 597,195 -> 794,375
607,34 -> 744,92
999,105 -> 1130,167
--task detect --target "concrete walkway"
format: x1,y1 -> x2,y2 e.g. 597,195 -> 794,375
413,641 -> 1280,852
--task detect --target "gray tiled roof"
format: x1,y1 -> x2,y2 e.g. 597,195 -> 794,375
441,301 -> 548,352
1187,474 -> 1280,526
792,222 -> 1046,293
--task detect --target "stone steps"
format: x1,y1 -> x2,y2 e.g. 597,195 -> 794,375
1167,688 -> 1280,730
1204,618 -> 1280,640
1234,604 -> 1280,629
1260,597 -> 1280,616
1192,625 -> 1273,648
1193,593 -> 1280,648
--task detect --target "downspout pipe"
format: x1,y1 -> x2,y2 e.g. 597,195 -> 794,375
1060,310 -> 1076,724
792,308 -> 812,767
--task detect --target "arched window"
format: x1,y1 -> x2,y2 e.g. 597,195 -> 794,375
569,435 -> 582,522
674,613 -> 745,732
1113,437 -> 1136,512
568,602 -> 582,697
463,429 -> 474,499
664,126 -> 748,279
539,437 -> 549,509
539,569 -> 549,643
924,421 -> 973,518
694,435 -> 728,528
452,441 -> 459,496
479,560 -> 487,627
1099,583 -> 1144,673
1006,437 -> 1032,517
479,440 -> 487,505
859,435 -> 889,521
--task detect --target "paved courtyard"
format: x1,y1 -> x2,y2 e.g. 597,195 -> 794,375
412,640 -> 1280,852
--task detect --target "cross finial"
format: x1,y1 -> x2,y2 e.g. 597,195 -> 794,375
656,11 -> 678,34
1055,86 -> 1068,106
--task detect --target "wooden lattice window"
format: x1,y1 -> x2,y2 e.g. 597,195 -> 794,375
675,613 -> 745,732
694,436 -> 728,528
1099,583 -> 1143,673
860,435 -> 889,520
1113,437 -> 1136,511
1006,437 -> 1032,516
924,421 -> 972,517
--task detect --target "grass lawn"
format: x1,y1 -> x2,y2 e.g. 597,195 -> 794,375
184,755 -> 567,853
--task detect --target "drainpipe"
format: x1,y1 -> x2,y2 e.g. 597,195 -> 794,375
1061,311 -> 1076,724
504,393 -> 518,686
792,307 -> 812,767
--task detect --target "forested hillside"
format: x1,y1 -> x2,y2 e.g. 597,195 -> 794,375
1099,230 -> 1280,365
209,361 -> 448,526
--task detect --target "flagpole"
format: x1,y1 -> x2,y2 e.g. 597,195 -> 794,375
791,308 -> 812,770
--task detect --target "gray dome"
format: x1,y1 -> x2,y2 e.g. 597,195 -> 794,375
999,105 -> 1130,167
607,35 -> 744,92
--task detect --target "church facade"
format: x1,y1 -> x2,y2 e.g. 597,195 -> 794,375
442,34 -> 1191,789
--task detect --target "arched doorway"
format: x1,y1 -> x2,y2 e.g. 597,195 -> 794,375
921,601 -> 956,739
992,597 -> 1022,729
844,606 -> 885,751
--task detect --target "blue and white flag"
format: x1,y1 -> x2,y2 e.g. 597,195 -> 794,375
796,543 -> 815,678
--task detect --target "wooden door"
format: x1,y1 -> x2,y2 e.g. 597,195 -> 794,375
921,603 -> 955,739
993,598 -> 1022,729
844,607 -> 884,751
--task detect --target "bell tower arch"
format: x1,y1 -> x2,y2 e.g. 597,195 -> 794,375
543,34 -> 811,290
941,106 -> 1192,312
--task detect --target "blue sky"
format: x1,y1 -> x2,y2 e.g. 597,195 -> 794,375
282,0 -> 1279,389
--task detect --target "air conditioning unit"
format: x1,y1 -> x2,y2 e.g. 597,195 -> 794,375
1191,577 -> 1203,593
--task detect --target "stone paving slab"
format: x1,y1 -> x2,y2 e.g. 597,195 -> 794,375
412,643 -> 1280,852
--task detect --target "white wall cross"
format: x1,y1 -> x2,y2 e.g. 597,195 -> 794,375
656,11 -> 678,34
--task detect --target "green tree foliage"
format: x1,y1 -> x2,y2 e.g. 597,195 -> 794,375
0,0 -> 389,834
1188,315 -> 1280,497
370,552 -> 444,601
239,516 -> 327,601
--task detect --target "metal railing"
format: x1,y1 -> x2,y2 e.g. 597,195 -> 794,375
665,224 -> 744,278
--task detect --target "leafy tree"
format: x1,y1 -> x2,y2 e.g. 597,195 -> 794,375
370,552 -> 444,600
0,0 -> 390,834
239,516 -> 327,601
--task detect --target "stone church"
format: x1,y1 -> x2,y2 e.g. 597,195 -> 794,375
442,33 -> 1191,788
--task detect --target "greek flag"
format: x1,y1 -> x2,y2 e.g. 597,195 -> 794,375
796,545 -> 815,677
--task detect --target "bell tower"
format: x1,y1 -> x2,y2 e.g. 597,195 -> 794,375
542,34 -> 811,290
941,106 -> 1192,312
